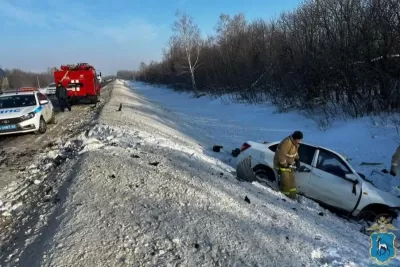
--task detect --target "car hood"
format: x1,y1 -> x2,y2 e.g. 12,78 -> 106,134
0,106 -> 37,119
362,181 -> 400,207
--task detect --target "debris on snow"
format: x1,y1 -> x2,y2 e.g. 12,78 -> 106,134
0,81 -> 116,263
10,202 -> 23,213
1,80 -> 398,266
212,145 -> 223,152
231,148 -> 241,157
1,211 -> 11,217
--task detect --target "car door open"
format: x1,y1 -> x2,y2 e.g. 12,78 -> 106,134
295,143 -> 317,195
308,149 -> 360,212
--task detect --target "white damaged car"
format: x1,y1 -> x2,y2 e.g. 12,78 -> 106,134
236,140 -> 400,221
0,87 -> 55,135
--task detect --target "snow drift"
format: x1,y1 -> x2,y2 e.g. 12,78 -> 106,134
6,80 -> 398,266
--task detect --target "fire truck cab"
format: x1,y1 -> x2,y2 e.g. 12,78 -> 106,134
53,63 -> 101,105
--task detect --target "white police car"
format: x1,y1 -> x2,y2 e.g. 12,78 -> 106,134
0,87 -> 55,135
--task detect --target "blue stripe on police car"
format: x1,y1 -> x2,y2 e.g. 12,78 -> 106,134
33,106 -> 44,113
0,109 -> 21,114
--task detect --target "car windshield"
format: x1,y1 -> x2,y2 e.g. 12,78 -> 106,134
49,83 -> 55,87
0,95 -> 37,109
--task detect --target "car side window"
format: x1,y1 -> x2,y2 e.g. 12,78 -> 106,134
316,149 -> 352,179
20,96 -> 36,106
298,144 -> 316,165
269,144 -> 278,152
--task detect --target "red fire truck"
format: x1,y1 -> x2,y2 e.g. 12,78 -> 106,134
53,63 -> 101,105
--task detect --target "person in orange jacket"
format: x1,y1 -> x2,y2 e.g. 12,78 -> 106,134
273,131 -> 303,199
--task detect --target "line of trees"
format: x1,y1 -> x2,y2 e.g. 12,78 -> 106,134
135,0 -> 400,121
0,68 -> 54,89
116,70 -> 135,80
1,67 -> 119,90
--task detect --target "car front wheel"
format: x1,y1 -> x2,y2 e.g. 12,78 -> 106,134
35,117 -> 47,134
357,204 -> 398,223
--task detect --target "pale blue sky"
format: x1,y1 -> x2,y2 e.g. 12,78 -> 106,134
0,0 -> 301,75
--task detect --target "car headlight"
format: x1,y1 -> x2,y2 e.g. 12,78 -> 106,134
20,112 -> 35,121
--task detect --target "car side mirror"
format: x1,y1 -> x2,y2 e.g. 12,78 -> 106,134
298,165 -> 311,172
345,173 -> 358,183
39,100 -> 49,105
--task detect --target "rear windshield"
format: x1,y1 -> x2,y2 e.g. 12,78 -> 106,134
0,95 -> 37,109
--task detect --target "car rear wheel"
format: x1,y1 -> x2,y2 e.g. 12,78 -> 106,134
254,166 -> 279,191
49,112 -> 56,124
69,98 -> 77,106
90,95 -> 99,104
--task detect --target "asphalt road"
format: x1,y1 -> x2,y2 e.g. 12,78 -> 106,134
0,80 -> 115,191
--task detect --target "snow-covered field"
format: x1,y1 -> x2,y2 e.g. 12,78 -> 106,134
129,81 -> 400,265
2,80 -> 399,266
132,82 -> 400,197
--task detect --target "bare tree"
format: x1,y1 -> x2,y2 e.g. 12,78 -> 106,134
135,0 -> 400,125
3,68 -> 53,89
171,11 -> 202,93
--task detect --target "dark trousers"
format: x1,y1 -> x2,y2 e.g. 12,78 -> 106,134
58,98 -> 71,112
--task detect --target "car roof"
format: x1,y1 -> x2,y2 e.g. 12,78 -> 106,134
265,140 -> 347,159
0,91 -> 37,97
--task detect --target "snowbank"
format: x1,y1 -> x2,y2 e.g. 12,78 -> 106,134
6,80 -> 393,266
131,82 -> 400,198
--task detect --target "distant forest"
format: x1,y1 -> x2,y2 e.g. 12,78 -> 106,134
0,68 -> 54,89
134,0 -> 400,121
0,67 -> 116,90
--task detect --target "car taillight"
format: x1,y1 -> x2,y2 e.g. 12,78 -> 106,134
240,143 -> 251,152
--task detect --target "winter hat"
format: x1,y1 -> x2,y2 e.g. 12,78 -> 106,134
292,131 -> 303,140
